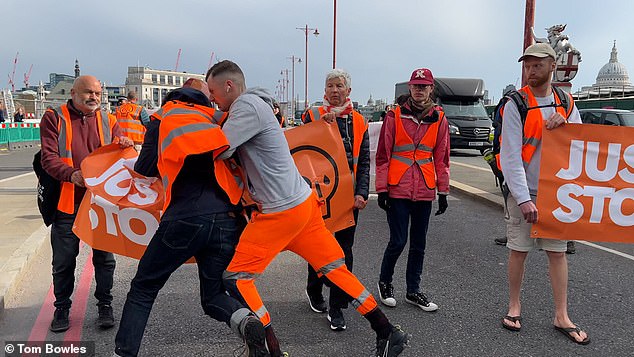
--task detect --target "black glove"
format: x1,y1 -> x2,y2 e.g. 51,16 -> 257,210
378,192 -> 389,211
435,194 -> 448,215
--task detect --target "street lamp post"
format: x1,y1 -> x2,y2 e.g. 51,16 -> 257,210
287,55 -> 301,120
333,0 -> 337,69
297,24 -> 319,109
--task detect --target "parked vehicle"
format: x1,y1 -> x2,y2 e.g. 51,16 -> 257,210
579,108 -> 634,127
395,78 -> 493,154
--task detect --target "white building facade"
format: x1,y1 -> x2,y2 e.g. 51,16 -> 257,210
124,67 -> 205,108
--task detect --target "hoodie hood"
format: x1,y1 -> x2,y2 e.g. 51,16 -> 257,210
244,87 -> 275,109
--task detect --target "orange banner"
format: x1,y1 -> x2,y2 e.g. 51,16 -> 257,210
533,123 -> 634,243
285,120 -> 355,233
72,144 -> 167,260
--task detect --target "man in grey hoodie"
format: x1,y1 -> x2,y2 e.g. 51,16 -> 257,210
207,60 -> 409,357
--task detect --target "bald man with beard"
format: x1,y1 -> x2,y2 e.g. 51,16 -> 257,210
40,75 -> 133,333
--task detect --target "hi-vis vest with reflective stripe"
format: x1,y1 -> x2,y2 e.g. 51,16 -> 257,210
54,104 -> 116,214
305,106 -> 369,182
496,85 -> 573,170
387,106 -> 443,189
156,100 -> 244,210
115,103 -> 146,143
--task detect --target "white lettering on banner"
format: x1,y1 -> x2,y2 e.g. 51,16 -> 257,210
553,184 -> 634,227
85,158 -> 127,186
89,194 -> 158,245
557,141 -> 634,182
103,169 -> 132,197
128,178 -> 159,205
552,140 -> 634,227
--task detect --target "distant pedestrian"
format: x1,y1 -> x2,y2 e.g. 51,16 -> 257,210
14,106 -> 25,122
115,91 -> 149,151
273,101 -> 286,127
375,67 -> 450,312
39,75 -> 133,333
0,102 -> 5,123
498,43 -> 589,345
207,60 -> 409,357
302,68 -> 370,331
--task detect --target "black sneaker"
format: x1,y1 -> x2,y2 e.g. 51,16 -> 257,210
405,292 -> 438,312
494,237 -> 508,245
50,307 -> 70,332
377,282 -> 396,307
566,241 -> 576,254
305,289 -> 328,313
376,325 -> 409,357
97,305 -> 115,329
241,316 -> 270,357
327,308 -> 346,331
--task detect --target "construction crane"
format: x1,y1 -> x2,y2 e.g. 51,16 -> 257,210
7,52 -> 18,92
174,49 -> 182,72
207,51 -> 215,70
23,64 -> 33,89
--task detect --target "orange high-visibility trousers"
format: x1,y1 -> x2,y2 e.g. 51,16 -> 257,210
223,194 -> 377,326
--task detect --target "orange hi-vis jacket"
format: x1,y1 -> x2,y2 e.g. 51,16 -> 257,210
304,106 -> 369,182
54,104 -> 117,214
156,100 -> 245,210
115,103 -> 146,143
388,105 -> 443,189
496,85 -> 574,170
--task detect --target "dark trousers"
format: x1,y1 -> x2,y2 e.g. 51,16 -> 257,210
379,198 -> 432,294
51,210 -> 115,309
306,209 -> 358,309
115,213 -> 246,357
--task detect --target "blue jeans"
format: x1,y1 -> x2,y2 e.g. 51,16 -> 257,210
51,210 -> 115,309
115,213 -> 245,357
379,198 -> 432,294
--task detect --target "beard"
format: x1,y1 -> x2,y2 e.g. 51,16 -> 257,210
83,100 -> 100,111
527,72 -> 551,88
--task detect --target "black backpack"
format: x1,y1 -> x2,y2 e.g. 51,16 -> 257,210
484,86 -> 573,189
33,150 -> 61,226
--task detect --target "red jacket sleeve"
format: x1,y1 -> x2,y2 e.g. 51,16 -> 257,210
433,114 -> 451,194
40,109 -> 76,182
375,110 -> 395,193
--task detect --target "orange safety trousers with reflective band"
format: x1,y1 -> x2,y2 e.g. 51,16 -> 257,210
306,107 -> 368,182
223,194 -> 378,326
387,106 -> 442,189
54,104 -> 116,214
156,101 -> 246,210
496,85 -> 572,171
116,103 -> 146,144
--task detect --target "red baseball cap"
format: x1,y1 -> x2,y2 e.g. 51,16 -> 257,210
408,68 -> 434,85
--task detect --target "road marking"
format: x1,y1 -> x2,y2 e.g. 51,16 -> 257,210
26,283 -> 56,343
64,250 -> 94,343
450,161 -> 491,172
577,241 -> 634,261
0,172 -> 34,183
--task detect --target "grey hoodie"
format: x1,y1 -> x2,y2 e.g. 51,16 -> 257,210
219,87 -> 312,213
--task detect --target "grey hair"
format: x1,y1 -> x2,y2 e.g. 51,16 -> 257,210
325,69 -> 351,89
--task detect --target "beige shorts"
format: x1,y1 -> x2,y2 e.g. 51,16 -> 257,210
504,194 -> 567,252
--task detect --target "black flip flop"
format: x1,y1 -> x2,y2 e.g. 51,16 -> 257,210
554,325 -> 590,345
502,315 -> 521,331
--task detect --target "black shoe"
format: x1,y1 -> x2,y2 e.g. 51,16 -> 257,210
377,282 -> 396,307
494,237 -> 507,245
241,316 -> 270,357
376,325 -> 409,357
405,292 -> 438,312
305,289 -> 328,313
566,241 -> 576,254
50,307 -> 70,332
327,308 -> 346,331
97,305 -> 115,329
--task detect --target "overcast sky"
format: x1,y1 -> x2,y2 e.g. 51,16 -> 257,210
3,0 -> 633,105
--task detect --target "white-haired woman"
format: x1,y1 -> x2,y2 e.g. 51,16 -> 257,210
302,68 -> 370,332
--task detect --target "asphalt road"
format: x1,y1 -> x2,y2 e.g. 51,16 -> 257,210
0,148 -> 633,356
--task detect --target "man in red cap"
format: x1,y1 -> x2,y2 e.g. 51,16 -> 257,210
375,67 -> 450,312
